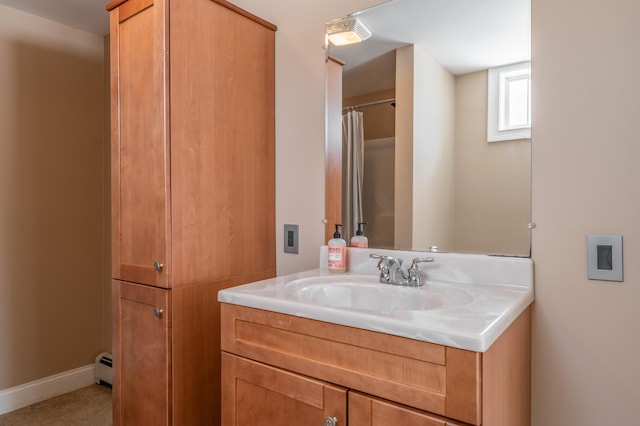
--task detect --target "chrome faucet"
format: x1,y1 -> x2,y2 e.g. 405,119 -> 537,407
370,254 -> 435,286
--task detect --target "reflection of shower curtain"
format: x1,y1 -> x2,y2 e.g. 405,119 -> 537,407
342,110 -> 364,240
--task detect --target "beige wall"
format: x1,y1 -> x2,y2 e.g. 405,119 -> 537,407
394,44 -> 456,251
102,36 -> 112,356
394,45 -> 414,249
454,70 -> 531,255
411,44 -> 456,252
531,0 -> 640,424
0,6 -> 107,389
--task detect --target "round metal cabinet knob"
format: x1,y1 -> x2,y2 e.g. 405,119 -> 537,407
153,307 -> 164,318
324,417 -> 337,426
153,261 -> 164,272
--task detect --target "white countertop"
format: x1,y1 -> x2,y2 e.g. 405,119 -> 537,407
218,247 -> 534,352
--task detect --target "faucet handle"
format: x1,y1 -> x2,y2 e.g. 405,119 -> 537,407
370,253 -> 393,268
411,257 -> 435,268
407,257 -> 435,286
370,254 -> 395,282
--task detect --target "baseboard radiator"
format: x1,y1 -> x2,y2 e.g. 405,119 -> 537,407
94,352 -> 113,386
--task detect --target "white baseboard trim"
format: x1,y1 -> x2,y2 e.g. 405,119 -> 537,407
0,364 -> 95,416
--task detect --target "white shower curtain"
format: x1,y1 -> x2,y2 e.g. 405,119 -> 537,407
342,110 -> 365,241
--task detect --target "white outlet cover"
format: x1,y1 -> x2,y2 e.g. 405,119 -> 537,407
587,234 -> 623,282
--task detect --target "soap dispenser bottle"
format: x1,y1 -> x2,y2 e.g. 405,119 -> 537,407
350,222 -> 368,248
328,224 -> 347,273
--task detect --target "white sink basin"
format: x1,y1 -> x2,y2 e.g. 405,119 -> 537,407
284,275 -> 473,312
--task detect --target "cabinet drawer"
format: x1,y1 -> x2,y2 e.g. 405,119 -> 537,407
221,304 -> 481,424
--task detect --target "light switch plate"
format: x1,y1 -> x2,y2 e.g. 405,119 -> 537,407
284,224 -> 299,254
587,234 -> 623,282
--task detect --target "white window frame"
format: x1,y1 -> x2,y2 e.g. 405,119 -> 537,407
487,62 -> 531,142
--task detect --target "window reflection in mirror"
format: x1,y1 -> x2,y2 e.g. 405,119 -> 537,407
325,0 -> 531,257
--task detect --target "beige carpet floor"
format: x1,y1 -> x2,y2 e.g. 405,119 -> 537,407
0,384 -> 112,426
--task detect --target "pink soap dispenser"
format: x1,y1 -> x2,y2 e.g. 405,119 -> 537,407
328,224 -> 347,273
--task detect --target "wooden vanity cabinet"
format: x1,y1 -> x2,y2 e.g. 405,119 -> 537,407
107,0 -> 276,424
221,304 -> 531,425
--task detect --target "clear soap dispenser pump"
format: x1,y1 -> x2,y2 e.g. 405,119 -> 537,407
328,224 -> 347,273
350,222 -> 368,248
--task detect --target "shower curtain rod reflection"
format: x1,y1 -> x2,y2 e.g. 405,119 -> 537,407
343,98 -> 396,111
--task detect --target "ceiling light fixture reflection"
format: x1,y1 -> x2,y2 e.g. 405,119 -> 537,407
326,17 -> 372,46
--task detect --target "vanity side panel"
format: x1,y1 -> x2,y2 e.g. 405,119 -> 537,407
482,306 -> 532,426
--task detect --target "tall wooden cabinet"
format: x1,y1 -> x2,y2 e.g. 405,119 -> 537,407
107,0 -> 276,424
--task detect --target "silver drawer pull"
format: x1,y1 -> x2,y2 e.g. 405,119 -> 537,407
153,307 -> 164,318
153,261 -> 164,272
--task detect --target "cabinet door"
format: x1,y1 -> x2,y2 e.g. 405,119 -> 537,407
168,0 -> 276,286
113,281 -> 171,426
110,0 -> 171,287
221,353 -> 346,426
348,392 -> 465,426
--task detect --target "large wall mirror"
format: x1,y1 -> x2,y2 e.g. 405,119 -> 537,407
325,0 -> 531,256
